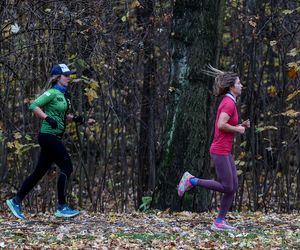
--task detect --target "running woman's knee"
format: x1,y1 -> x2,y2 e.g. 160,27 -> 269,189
61,163 -> 73,178
223,184 -> 234,193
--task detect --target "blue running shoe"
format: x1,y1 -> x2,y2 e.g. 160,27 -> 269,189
54,205 -> 80,218
6,199 -> 25,220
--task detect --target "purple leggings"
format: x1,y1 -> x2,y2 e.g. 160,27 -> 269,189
197,154 -> 238,218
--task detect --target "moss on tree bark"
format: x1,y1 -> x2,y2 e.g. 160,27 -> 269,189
153,0 -> 225,212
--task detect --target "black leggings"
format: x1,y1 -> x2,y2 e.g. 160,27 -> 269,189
17,133 -> 73,205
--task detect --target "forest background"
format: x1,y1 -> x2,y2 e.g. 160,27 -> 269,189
0,0 -> 300,216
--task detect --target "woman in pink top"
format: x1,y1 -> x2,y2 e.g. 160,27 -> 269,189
177,65 -> 250,231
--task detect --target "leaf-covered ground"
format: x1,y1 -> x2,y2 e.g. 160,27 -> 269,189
0,210 -> 299,249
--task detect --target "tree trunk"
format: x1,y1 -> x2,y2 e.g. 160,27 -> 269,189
136,0 -> 156,207
152,0 -> 225,212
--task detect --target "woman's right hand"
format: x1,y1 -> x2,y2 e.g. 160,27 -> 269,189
45,116 -> 58,129
84,118 -> 95,126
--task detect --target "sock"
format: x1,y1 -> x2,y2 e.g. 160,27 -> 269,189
215,216 -> 225,223
190,177 -> 200,187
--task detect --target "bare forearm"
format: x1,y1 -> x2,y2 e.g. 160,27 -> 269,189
32,107 -> 47,120
219,123 -> 243,133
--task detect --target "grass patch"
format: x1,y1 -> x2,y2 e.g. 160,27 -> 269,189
114,232 -> 177,242
75,234 -> 96,240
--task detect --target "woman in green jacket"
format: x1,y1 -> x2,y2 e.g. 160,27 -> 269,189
7,63 -> 94,219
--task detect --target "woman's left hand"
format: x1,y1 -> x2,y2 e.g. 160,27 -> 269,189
242,119 -> 250,128
86,118 -> 96,125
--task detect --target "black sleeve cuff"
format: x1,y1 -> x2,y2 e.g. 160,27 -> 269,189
73,115 -> 85,124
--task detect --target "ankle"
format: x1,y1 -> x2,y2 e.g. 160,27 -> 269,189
189,177 -> 199,186
58,203 -> 67,209
215,217 -> 225,223
13,196 -> 22,205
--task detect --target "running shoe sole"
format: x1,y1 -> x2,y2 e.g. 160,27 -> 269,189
54,211 -> 80,218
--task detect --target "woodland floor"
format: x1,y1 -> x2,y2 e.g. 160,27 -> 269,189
0,210 -> 299,249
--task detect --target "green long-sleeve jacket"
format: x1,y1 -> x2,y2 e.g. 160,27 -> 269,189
29,88 -> 71,138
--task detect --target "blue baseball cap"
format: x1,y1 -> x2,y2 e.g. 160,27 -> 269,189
50,63 -> 76,76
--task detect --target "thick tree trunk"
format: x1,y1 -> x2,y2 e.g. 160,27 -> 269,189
152,0 -> 225,212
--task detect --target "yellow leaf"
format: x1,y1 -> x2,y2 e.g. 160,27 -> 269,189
267,85 -> 277,97
14,132 -> 22,139
7,142 -> 14,149
237,161 -> 245,167
84,88 -> 98,104
2,23 -> 11,38
131,0 -> 141,8
90,80 -> 99,90
25,134 -> 32,141
286,90 -> 300,101
287,62 -> 298,68
121,15 -> 127,22
281,109 -> 300,117
168,86 -> 176,93
287,48 -> 300,57
282,9 -> 294,15
14,141 -> 23,153
237,170 -> 243,176
19,143 -> 39,154
256,155 -> 263,160
249,20 -> 257,27
256,126 -> 278,132
238,152 -> 246,160
270,40 -> 277,46
288,119 -> 296,126
75,19 -> 83,26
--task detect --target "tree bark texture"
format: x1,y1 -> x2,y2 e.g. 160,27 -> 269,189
153,0 -> 224,212
136,0 -> 156,206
